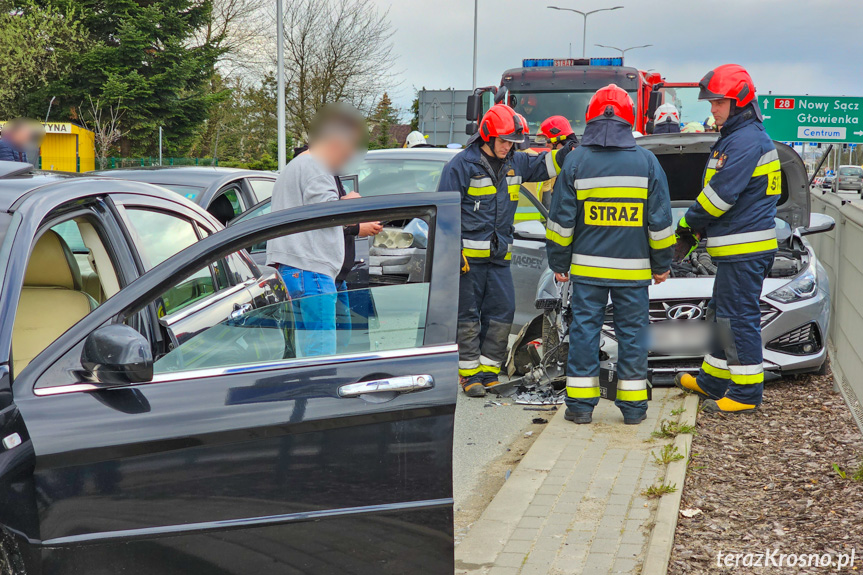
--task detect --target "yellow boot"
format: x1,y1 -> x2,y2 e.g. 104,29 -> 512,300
702,397 -> 757,414
673,373 -> 714,400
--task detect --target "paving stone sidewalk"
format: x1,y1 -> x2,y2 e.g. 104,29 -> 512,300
455,387 -> 685,575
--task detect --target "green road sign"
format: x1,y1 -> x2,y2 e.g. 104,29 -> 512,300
760,95 -> 863,143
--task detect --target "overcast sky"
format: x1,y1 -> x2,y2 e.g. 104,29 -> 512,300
371,0 -> 863,117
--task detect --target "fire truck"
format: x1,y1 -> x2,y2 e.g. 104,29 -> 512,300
465,57 -> 705,219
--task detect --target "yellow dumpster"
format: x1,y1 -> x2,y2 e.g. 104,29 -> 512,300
0,121 -> 96,172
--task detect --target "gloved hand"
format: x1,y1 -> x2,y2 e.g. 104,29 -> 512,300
461,251 -> 470,275
673,217 -> 700,262
553,138 -> 578,170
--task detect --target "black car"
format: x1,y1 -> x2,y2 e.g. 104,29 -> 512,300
0,161 -> 460,574
91,166 -> 278,225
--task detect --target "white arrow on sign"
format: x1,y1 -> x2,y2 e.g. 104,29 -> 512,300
855,130 -> 863,137
763,115 -> 771,120
763,98 -> 769,109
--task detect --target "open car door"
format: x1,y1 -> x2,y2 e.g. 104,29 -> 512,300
8,193 -> 460,575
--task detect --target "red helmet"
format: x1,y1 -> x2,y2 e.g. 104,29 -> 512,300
698,64 -> 756,107
521,95 -> 538,108
585,84 -> 635,126
539,116 -> 574,144
479,104 -> 528,143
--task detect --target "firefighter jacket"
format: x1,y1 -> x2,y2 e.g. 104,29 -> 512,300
546,120 -> 674,287
438,141 -> 563,264
683,106 -> 780,262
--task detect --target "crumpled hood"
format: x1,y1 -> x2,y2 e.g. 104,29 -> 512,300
580,119 -> 637,148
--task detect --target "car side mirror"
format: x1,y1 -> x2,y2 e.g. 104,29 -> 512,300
798,213 -> 835,236
513,219 -> 546,241
647,87 -> 662,120
465,121 -> 478,136
466,95 -> 482,122
81,324 -> 154,386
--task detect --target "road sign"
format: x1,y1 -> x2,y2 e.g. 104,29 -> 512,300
760,95 -> 863,144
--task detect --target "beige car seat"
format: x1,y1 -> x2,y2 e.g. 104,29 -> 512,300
11,230 -> 97,375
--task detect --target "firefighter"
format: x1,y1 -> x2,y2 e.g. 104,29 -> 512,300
404,130 -> 432,148
673,64 -> 781,414
653,103 -> 681,134
439,103 -> 573,397
546,84 -> 674,425
538,116 -> 580,209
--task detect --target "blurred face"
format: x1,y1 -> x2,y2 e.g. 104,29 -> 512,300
710,99 -> 733,127
315,130 -> 361,172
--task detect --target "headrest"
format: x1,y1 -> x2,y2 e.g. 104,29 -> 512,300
24,230 -> 80,289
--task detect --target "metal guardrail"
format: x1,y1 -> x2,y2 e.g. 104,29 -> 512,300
808,189 -> 863,429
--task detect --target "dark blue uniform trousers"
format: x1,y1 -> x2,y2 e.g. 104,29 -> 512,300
696,254 -> 774,405
566,282 -> 649,420
458,261 -> 516,382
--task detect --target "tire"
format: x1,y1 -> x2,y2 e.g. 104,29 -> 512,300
542,312 -> 568,366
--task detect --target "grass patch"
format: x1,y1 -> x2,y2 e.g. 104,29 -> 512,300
833,462 -> 863,481
670,406 -> 686,416
652,418 -> 697,439
642,482 -> 678,499
652,444 -> 685,465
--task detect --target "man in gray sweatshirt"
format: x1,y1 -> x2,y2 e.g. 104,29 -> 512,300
266,104 -> 380,357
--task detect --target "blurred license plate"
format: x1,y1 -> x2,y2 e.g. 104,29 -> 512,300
649,321 -> 710,356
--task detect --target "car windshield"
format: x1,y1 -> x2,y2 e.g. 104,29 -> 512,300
663,86 -> 713,127
839,167 -> 863,176
343,158 -> 448,196
510,90 -> 638,136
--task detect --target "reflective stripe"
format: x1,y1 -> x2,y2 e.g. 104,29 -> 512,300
648,226 -> 675,250
704,168 -> 717,186
567,376 -> 599,387
572,254 -> 651,269
617,389 -> 648,402
463,239 -> 491,257
755,149 -> 779,166
704,354 -> 728,370
706,229 -> 778,257
480,364 -> 501,374
506,175 -> 523,185
566,376 -> 600,399
480,355 -> 499,367
702,360 -> 731,380
570,254 -> 651,281
504,244 -> 513,260
696,184 -> 733,217
459,360 -> 479,369
729,364 -> 763,375
575,176 -> 648,189
468,177 -> 496,196
576,187 -> 648,201
545,152 -> 557,177
459,367 -> 482,376
617,379 -> 647,391
463,248 -> 490,258
546,219 -> 574,246
752,159 -> 781,177
706,158 -> 718,169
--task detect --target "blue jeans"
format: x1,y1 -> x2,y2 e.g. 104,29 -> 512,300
278,265 -> 337,357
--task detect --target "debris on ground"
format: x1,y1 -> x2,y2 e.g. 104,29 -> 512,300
669,369 -> 863,574
531,417 -> 549,424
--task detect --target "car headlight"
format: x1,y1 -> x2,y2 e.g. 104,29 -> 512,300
373,228 -> 414,249
767,266 -> 817,303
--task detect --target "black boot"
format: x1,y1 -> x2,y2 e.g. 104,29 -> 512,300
564,409 -> 592,424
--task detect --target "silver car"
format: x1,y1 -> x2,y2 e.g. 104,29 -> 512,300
510,133 -> 834,383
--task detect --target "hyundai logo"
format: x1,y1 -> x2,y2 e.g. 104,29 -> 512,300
666,303 -> 704,320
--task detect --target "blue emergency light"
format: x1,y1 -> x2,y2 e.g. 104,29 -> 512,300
522,57 -> 623,67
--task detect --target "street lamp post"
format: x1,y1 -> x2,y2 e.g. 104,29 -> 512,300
547,5 -> 624,58
276,0 -> 286,170
594,43 -> 653,60
472,0 -> 478,89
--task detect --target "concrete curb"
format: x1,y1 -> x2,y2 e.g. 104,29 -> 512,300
454,406 -> 569,571
641,392 -> 699,575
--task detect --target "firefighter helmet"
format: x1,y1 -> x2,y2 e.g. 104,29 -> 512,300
539,116 -> 574,144
586,84 -> 635,126
404,131 -> 429,148
654,103 -> 680,125
479,104 -> 528,143
698,64 -> 756,107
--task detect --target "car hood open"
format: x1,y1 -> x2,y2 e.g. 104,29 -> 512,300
638,132 -> 810,230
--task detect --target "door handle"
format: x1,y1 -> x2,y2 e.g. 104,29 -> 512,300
231,302 -> 253,318
339,375 -> 434,398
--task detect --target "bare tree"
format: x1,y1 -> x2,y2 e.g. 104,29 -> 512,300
199,0 -> 271,77
80,96 -> 125,170
276,0 -> 398,141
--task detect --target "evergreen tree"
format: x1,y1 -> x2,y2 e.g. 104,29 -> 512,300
368,92 -> 399,150
35,0 -> 224,156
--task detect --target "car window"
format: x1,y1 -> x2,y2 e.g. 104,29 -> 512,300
125,209 -> 218,315
231,200 -> 272,253
13,214 -> 121,376
839,167 -> 863,176
247,178 -> 275,202
343,159 -> 446,196
149,215 -> 433,376
158,184 -> 205,202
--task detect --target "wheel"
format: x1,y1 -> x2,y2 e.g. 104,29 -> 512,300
542,312 -> 569,366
